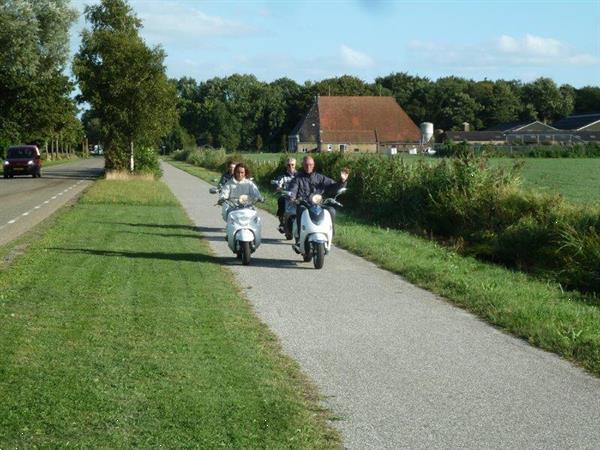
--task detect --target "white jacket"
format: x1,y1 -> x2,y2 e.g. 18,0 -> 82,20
220,177 -> 262,203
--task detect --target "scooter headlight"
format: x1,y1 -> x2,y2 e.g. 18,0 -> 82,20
311,194 -> 323,204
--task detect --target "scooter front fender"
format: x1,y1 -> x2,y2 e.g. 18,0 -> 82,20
308,233 -> 330,253
308,233 -> 328,244
236,228 -> 255,242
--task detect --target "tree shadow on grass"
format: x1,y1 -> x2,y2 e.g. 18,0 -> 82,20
49,248 -> 309,270
95,222 -> 203,231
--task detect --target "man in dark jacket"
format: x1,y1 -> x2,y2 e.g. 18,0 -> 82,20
287,155 -> 349,242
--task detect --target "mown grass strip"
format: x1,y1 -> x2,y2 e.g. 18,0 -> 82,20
0,179 -> 340,448
168,159 -> 600,376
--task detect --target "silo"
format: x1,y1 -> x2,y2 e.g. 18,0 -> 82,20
420,122 -> 434,144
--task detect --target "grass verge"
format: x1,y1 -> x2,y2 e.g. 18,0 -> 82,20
0,178 -> 341,448
168,159 -> 600,376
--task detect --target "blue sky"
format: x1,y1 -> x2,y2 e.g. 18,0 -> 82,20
70,0 -> 600,87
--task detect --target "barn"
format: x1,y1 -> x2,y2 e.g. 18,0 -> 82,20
289,96 -> 421,154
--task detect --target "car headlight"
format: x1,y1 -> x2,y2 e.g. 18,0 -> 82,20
3,161 -> 9,166
27,160 -> 34,165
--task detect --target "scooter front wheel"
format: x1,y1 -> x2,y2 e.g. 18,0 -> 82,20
313,242 -> 325,269
241,241 -> 252,265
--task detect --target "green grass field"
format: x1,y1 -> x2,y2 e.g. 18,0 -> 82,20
0,180 -> 339,448
170,159 -> 600,376
493,158 -> 600,204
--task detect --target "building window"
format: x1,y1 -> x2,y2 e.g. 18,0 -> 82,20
340,144 -> 347,152
354,148 -> 360,152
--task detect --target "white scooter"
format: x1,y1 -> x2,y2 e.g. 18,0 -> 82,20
285,188 -> 346,269
209,189 -> 262,265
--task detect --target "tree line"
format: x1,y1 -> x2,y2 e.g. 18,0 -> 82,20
0,0 -> 80,157
170,73 -> 600,153
2,0 -> 599,163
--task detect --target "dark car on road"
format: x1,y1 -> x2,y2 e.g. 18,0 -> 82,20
3,145 -> 42,178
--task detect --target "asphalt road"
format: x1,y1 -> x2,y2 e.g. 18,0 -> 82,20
0,157 -> 104,246
162,161 -> 600,449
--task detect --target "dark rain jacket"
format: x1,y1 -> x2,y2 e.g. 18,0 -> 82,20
287,171 -> 346,202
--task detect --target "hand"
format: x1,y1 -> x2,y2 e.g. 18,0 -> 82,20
217,198 -> 225,205
340,167 -> 350,182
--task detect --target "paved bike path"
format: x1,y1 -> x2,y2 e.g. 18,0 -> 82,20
162,161 -> 600,449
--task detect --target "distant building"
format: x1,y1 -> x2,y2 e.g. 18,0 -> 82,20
444,118 -> 600,144
288,96 -> 421,154
552,113 -> 600,132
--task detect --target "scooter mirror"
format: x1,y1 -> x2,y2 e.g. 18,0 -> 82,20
209,187 -> 218,194
337,187 -> 348,196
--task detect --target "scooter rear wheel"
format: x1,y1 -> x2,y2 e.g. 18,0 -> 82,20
241,241 -> 251,265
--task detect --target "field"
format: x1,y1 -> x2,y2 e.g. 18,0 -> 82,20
236,153 -> 600,205
492,158 -> 600,205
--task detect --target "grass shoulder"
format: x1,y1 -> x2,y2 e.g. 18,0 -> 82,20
167,158 -> 600,376
0,177 -> 340,448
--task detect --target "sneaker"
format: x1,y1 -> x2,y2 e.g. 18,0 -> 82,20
278,225 -> 285,234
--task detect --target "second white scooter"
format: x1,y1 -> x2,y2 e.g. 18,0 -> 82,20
286,188 -> 346,269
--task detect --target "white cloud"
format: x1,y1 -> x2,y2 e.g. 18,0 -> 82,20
497,34 -> 564,57
408,34 -> 599,68
139,5 -> 257,43
340,45 -> 374,68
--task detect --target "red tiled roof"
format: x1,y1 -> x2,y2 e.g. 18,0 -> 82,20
320,130 -> 376,143
318,96 -> 420,143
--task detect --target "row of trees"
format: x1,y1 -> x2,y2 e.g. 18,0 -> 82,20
3,0 -> 599,161
174,73 -> 599,152
1,0 -> 177,171
0,0 -> 80,156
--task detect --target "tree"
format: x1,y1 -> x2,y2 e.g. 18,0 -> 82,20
574,86 -> 600,114
313,75 -> 377,97
0,0 -> 77,150
73,0 -> 178,171
375,72 -> 433,124
430,77 -> 481,130
521,77 -> 573,123
470,80 -> 521,128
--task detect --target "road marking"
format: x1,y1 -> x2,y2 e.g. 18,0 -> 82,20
8,220 -> 16,224
51,196 -> 57,199
43,200 -> 49,204
34,205 -> 41,209
22,212 -> 30,216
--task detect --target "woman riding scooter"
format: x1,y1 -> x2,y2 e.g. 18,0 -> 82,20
217,163 -> 264,265
218,163 -> 263,219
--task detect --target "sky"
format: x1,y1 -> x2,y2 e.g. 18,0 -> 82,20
70,0 -> 600,88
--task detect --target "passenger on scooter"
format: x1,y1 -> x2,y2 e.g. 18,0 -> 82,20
218,163 -> 263,221
287,155 -> 349,240
218,161 -> 238,189
271,157 -> 297,233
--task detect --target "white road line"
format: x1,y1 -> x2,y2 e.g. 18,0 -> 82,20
22,212 -> 30,216
43,200 -> 49,204
8,220 -> 16,224
51,196 -> 57,199
34,205 -> 41,209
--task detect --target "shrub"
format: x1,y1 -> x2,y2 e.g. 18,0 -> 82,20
134,146 -> 161,177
